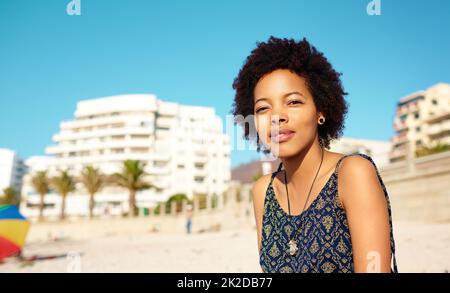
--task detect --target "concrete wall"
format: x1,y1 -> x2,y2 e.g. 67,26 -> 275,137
381,151 -> 450,223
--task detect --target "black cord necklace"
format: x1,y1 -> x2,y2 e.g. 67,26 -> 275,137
283,147 -> 324,256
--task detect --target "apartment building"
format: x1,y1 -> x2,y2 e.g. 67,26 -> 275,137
21,94 -> 231,217
390,83 -> 450,163
0,148 -> 27,196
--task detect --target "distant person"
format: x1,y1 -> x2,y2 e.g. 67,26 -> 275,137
186,205 -> 193,234
231,36 -> 398,273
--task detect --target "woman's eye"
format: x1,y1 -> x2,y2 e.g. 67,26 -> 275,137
288,100 -> 302,105
255,107 -> 268,113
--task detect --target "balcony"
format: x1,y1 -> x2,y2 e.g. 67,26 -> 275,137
61,116 -> 156,133
60,116 -> 127,130
156,117 -> 175,129
45,152 -> 170,166
391,134 -> 409,145
193,149 -> 208,161
193,167 -> 207,177
158,102 -> 178,116
155,129 -> 171,139
193,184 -> 208,195
409,102 -> 420,112
393,120 -> 408,131
389,148 -> 407,160
53,126 -> 154,141
426,110 -> 450,124
46,139 -> 154,154
427,120 -> 450,135
146,166 -> 170,176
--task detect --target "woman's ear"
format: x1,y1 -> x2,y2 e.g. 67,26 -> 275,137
317,112 -> 327,124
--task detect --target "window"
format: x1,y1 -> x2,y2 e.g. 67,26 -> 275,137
131,135 -> 149,140
141,121 -> 152,127
432,99 -> 438,105
111,148 -> 124,154
415,126 -> 421,132
111,123 -> 124,128
131,148 -> 149,153
414,112 -> 420,119
112,135 -> 125,140
194,176 -> 205,183
194,163 -> 205,169
154,161 -> 166,167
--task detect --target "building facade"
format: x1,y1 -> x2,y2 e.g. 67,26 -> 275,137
390,83 -> 450,163
21,94 -> 231,218
0,148 -> 26,197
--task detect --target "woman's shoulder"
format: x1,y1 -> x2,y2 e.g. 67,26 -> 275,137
336,153 -> 386,208
336,153 -> 378,175
252,173 -> 272,200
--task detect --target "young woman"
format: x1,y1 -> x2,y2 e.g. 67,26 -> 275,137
232,36 -> 397,273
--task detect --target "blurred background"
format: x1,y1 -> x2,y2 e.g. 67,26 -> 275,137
0,0 -> 449,272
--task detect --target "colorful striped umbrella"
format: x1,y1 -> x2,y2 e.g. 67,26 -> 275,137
0,205 -> 30,260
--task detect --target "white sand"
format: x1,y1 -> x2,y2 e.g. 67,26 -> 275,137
1,219 -> 448,273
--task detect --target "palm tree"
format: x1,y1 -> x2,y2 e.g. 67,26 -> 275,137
112,160 -> 157,217
31,171 -> 50,221
0,187 -> 17,205
165,193 -> 190,214
80,166 -> 104,219
51,170 -> 76,220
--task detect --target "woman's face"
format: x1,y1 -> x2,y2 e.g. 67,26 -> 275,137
253,69 -> 321,158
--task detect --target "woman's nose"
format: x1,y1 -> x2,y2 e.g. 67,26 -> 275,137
271,111 -> 288,125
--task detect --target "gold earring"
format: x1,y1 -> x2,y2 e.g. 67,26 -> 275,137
318,117 -> 325,125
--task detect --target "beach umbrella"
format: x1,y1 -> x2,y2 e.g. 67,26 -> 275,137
0,205 -> 30,260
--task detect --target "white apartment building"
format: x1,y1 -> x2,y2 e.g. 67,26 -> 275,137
21,94 -> 231,218
0,148 -> 26,197
390,83 -> 450,163
329,137 -> 391,169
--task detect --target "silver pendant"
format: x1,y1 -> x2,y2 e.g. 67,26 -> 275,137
288,239 -> 298,256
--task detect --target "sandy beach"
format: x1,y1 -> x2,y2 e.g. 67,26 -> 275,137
1,218 -> 449,273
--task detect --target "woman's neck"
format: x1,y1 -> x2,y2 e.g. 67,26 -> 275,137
281,143 -> 327,186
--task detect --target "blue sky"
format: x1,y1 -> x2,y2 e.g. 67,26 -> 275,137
1,0 -> 449,167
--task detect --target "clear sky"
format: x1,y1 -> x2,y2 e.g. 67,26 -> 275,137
1,0 -> 449,167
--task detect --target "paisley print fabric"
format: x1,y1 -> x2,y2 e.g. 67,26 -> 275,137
259,153 -> 398,273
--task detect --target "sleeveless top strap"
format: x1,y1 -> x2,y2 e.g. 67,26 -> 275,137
333,154 -> 350,177
270,162 -> 284,184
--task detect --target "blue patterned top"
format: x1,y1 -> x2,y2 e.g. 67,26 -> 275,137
259,153 -> 398,273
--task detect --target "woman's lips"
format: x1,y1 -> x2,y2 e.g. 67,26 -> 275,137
271,130 -> 296,143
